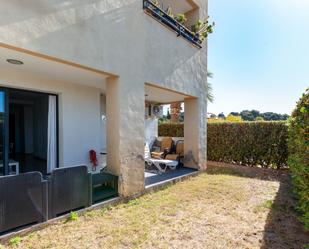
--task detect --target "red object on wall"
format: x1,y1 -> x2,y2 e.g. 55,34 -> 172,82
89,150 -> 98,171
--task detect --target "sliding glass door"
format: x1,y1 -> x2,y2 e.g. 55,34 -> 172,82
0,87 -> 58,176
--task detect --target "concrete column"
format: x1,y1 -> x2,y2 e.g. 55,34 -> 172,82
106,76 -> 145,197
184,97 -> 207,170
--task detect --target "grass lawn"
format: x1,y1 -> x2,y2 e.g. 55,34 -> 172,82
2,165 -> 309,249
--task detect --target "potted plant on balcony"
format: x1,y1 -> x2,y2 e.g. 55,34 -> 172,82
151,0 -> 160,7
175,13 -> 187,25
151,0 -> 165,17
166,6 -> 174,18
191,19 -> 215,42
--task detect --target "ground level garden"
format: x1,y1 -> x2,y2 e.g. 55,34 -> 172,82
2,164 -> 308,249
1,91 -> 308,248
158,89 -> 309,231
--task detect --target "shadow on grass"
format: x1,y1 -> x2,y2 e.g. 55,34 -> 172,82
207,164 -> 309,249
261,179 -> 309,249
206,163 -> 288,182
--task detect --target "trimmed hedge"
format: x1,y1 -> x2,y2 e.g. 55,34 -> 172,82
159,122 -> 288,168
158,123 -> 184,137
208,122 -> 288,168
288,88 -> 309,230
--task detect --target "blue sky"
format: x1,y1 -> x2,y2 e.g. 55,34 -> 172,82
208,0 -> 309,115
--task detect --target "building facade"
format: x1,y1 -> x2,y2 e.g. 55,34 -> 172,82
0,0 -> 208,197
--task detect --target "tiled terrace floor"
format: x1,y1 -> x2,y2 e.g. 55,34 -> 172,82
145,167 -> 197,187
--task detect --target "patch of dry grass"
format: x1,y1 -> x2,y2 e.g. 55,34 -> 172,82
2,165 -> 308,249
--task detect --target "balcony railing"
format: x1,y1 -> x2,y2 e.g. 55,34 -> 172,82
143,0 -> 203,49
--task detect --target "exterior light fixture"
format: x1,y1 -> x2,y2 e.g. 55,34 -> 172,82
6,59 -> 24,65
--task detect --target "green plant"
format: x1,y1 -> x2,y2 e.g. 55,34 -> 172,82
67,211 -> 78,222
207,122 -> 288,168
159,122 -> 289,169
165,6 -> 173,18
288,88 -> 309,231
9,236 -> 21,246
175,13 -> 187,25
255,116 -> 264,121
226,114 -> 243,122
127,199 -> 140,206
239,110 -> 289,121
151,0 -> 159,7
191,18 -> 215,41
100,206 -> 113,215
158,123 -> 184,137
262,200 -> 274,209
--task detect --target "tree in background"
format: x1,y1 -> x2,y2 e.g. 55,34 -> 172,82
218,112 -> 226,119
240,110 -> 259,121
255,116 -> 264,121
230,112 -> 239,116
232,110 -> 290,121
210,110 -> 289,123
262,112 -> 289,121
170,102 -> 182,123
166,109 -> 171,120
226,114 -> 243,122
178,112 -> 184,123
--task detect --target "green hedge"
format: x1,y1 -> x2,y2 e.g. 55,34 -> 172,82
207,122 -> 288,168
288,88 -> 309,231
159,122 -> 288,168
158,123 -> 184,137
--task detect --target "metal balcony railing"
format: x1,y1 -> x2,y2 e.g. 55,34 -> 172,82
143,0 -> 203,49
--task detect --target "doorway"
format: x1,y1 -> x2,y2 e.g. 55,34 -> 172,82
0,88 -> 58,176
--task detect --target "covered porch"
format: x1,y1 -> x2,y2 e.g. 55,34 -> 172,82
143,83 -> 202,187
0,43 -> 207,235
0,44 -> 114,175
0,44 -> 120,235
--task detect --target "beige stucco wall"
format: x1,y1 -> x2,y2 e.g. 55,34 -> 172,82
0,0 -> 208,196
0,68 -> 105,170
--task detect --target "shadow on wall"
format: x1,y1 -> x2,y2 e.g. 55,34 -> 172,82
0,0 -> 106,26
0,0 -> 203,89
206,164 -> 309,249
0,0 -> 136,43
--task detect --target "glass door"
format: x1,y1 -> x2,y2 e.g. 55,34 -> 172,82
0,90 -> 7,176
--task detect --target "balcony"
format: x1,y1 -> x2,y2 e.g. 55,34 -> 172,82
143,0 -> 203,49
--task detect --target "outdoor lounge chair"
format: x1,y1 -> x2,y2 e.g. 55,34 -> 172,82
165,140 -> 184,162
145,142 -> 178,173
151,137 -> 173,159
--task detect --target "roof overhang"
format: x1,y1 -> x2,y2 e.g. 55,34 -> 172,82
0,43 -> 114,90
145,83 -> 195,104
